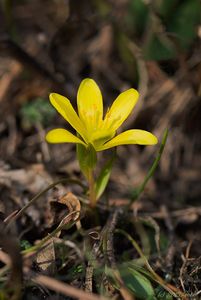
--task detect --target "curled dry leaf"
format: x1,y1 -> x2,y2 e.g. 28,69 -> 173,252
56,192 -> 81,237
58,192 -> 81,221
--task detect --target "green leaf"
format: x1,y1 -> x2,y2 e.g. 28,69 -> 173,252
126,0 -> 149,35
20,97 -> 55,127
159,0 -> 180,20
20,239 -> 32,251
120,267 -> 155,299
95,152 -> 116,200
143,33 -> 176,61
76,143 -> 97,179
167,0 -> 201,49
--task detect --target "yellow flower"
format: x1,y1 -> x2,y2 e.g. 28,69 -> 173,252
46,78 -> 157,150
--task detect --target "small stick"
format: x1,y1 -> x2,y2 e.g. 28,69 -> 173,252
33,273 -> 107,300
102,209 -> 134,300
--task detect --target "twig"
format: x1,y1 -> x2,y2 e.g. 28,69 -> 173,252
32,273 -> 108,300
84,231 -> 103,293
138,206 -> 201,219
104,209 -> 121,268
179,240 -> 193,293
85,262 -> 94,293
102,209 -> 134,300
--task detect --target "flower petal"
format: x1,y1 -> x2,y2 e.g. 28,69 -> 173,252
50,93 -> 88,142
103,89 -> 139,131
97,129 -> 158,151
46,128 -> 87,146
77,78 -> 103,131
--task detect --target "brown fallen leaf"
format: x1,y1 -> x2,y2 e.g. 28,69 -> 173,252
56,192 -> 81,235
35,239 -> 56,275
58,192 -> 81,222
48,192 -> 81,237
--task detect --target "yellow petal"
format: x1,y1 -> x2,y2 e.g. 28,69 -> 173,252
77,78 -> 103,131
97,129 -> 158,151
103,89 -> 139,131
50,93 -> 88,142
46,128 -> 87,146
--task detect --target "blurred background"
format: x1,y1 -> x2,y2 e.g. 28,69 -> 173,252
0,0 -> 201,214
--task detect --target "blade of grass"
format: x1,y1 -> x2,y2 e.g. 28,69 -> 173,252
129,129 -> 168,206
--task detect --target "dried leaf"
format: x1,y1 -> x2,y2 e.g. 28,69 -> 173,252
52,192 -> 81,237
58,192 -> 81,223
36,239 -> 56,275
